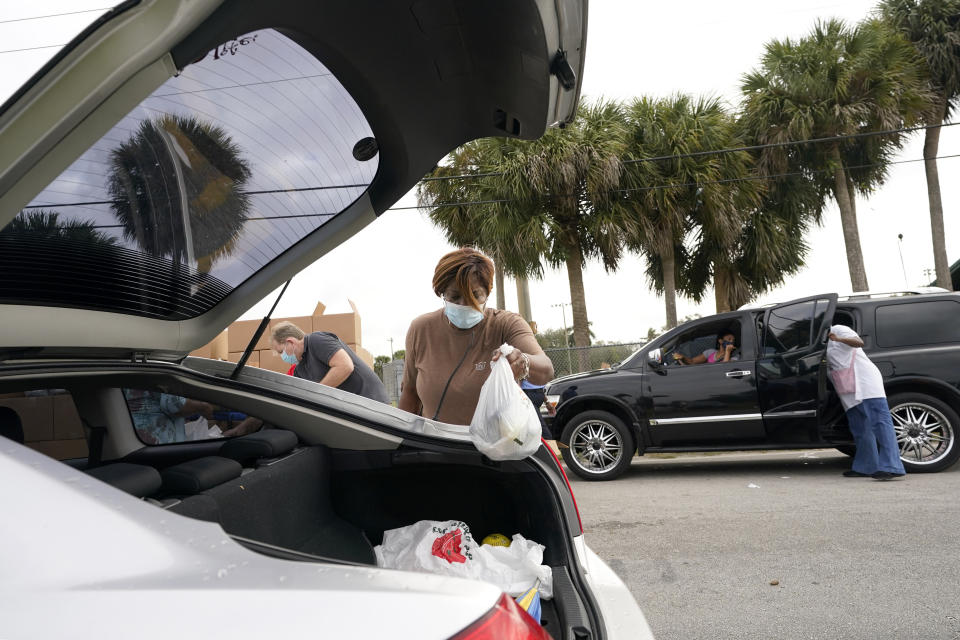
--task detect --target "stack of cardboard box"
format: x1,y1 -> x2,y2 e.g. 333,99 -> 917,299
0,391 -> 87,460
198,300 -> 375,371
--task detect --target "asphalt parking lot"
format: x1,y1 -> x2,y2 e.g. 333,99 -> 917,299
569,450 -> 960,640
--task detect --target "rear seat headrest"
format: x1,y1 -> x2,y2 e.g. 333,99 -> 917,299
161,456 -> 242,495
219,429 -> 298,464
86,463 -> 162,498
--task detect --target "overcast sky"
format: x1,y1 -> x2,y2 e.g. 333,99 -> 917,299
2,1 -> 957,358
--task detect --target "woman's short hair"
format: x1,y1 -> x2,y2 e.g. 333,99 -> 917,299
432,248 -> 494,310
270,321 -> 306,343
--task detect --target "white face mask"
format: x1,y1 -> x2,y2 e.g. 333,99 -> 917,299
443,299 -> 485,329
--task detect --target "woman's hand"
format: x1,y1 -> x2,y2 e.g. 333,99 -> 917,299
491,347 -> 529,381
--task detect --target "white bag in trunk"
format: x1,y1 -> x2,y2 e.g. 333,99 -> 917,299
374,519 -> 553,598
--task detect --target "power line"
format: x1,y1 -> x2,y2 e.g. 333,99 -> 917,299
392,152 -> 960,211
12,150 -> 958,231
22,182 -> 371,210
15,152 -> 960,218
0,44 -> 67,55
417,121 -> 960,183
0,8 -> 109,25
621,121 -> 960,165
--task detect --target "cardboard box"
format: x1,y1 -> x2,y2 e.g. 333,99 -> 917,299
354,345 -> 374,369
28,439 -> 88,461
189,343 -> 213,359
226,351 -> 260,368
227,318 -> 270,353
0,397 -> 54,442
53,394 -> 84,440
210,330 -> 229,360
270,315 -> 313,342
257,349 -> 292,374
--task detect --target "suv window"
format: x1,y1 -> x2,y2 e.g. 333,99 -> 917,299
0,389 -> 87,460
875,301 -> 960,347
122,389 -> 259,445
764,298 -> 830,355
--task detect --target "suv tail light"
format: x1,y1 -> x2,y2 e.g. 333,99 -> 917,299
449,593 -> 552,639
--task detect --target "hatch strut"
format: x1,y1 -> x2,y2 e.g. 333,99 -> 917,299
229,279 -> 292,380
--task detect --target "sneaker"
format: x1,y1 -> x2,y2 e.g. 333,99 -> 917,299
842,470 -> 870,477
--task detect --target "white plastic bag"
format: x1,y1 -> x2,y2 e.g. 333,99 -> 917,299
469,344 -> 542,460
374,519 -> 553,598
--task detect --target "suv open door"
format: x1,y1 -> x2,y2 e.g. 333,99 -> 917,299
757,294 -> 837,443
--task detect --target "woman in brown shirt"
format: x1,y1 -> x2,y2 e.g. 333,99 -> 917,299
399,248 -> 554,426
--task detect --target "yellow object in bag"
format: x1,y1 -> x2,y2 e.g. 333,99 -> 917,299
482,533 -> 512,547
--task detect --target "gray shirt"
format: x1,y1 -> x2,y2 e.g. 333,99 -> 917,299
294,332 -> 389,403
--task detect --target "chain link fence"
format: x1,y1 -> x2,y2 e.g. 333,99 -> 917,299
379,343 -> 646,402
542,342 -> 645,378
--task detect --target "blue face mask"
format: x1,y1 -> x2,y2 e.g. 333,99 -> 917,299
281,347 -> 299,365
444,300 -> 485,329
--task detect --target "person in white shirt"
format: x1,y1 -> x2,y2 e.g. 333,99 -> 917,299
827,324 -> 906,480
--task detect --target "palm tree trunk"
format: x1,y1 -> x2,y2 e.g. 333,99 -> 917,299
564,246 -> 591,372
830,147 -> 869,292
661,246 -> 678,329
516,276 -> 532,321
925,99 -> 952,291
494,263 -> 505,310
714,264 -> 732,314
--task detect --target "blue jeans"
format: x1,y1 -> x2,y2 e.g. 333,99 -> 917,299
846,398 -> 906,475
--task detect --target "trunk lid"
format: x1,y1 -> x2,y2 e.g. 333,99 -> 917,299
0,0 -> 586,360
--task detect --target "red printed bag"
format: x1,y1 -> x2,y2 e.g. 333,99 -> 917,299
829,350 -> 857,394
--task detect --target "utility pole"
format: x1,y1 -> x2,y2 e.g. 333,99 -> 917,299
551,302 -> 573,374
388,337 -> 395,361
897,234 -> 908,288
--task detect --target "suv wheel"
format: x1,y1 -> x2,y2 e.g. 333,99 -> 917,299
889,393 -> 960,473
561,410 -> 634,481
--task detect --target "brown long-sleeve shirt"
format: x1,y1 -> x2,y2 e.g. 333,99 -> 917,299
402,308 -> 544,425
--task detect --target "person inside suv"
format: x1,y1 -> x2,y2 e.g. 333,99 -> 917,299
673,330 -> 740,365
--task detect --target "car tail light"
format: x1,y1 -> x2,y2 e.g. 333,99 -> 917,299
543,438 -> 582,533
448,593 -> 552,639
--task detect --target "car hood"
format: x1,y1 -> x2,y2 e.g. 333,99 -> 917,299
0,0 -> 586,360
547,367 -> 619,388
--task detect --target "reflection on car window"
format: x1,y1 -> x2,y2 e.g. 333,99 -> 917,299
764,299 -> 829,354
1,29 -> 378,320
122,389 -> 257,445
0,389 -> 88,460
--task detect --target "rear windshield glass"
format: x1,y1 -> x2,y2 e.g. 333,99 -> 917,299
0,29 -> 378,320
875,301 -> 960,347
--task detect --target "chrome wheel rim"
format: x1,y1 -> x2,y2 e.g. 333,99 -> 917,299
892,402 -> 954,466
569,420 -> 623,474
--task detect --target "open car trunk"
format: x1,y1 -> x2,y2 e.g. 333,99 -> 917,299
158,441 -> 591,638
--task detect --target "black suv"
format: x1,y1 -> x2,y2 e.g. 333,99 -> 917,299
544,291 -> 960,480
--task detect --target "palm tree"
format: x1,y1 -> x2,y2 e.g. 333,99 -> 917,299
620,95 -> 760,327
1,210 -> 116,245
106,114 -> 252,272
420,101 -> 630,357
417,137 -> 547,310
741,18 -> 933,292
880,0 -> 960,291
503,100 -> 630,352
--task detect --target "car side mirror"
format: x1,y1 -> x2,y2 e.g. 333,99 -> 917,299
647,348 -> 663,368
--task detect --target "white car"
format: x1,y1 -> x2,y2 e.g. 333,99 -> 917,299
0,1 -> 653,638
